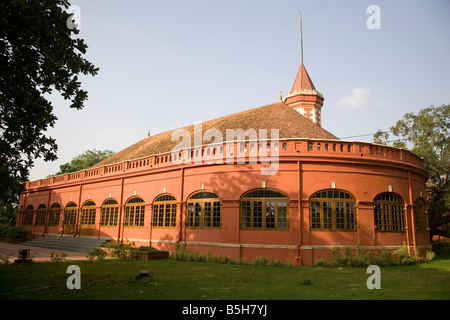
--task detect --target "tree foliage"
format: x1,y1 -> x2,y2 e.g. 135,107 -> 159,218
0,0 -> 99,203
52,149 -> 115,176
0,195 -> 19,226
373,104 -> 450,238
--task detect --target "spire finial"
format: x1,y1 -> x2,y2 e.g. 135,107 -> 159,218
299,11 -> 303,64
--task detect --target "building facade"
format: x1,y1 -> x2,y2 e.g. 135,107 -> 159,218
17,60 -> 431,266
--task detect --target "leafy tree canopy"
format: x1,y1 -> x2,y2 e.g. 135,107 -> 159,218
373,104 -> 450,238
52,149 -> 115,176
0,0 -> 99,203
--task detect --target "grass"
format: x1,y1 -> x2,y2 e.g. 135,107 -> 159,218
0,250 -> 449,300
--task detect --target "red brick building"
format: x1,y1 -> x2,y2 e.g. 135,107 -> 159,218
17,58 -> 431,266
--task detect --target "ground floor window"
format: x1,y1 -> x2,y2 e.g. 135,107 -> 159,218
153,194 -> 177,228
101,199 -> 118,226
63,202 -> 77,235
64,202 -> 77,225
240,189 -> 288,230
24,205 -> 34,225
80,201 -> 96,236
374,193 -> 405,232
81,201 -> 96,225
187,191 -> 221,229
124,197 -> 145,227
36,204 -> 47,225
310,189 -> 356,231
413,197 -> 427,232
48,203 -> 61,226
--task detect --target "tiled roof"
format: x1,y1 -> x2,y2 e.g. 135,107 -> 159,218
93,102 -> 338,167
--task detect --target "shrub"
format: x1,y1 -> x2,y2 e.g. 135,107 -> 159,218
251,256 -> 288,267
174,243 -> 289,267
50,252 -> 67,264
392,242 -> 418,265
137,246 -> 159,252
318,243 -> 372,267
314,241 -> 434,267
251,256 -> 268,266
0,225 -> 31,240
86,248 -> 107,262
173,242 -> 188,261
103,241 -> 135,260
424,251 -> 436,262
314,257 -> 328,267
0,256 -> 10,264
372,250 -> 393,266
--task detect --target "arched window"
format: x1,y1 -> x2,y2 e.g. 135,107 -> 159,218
413,197 -> 427,233
374,193 -> 405,232
36,204 -> 47,225
80,201 -> 96,236
48,203 -> 61,226
187,191 -> 221,229
124,197 -> 145,227
63,202 -> 77,235
24,205 -> 34,225
81,201 -> 96,226
240,189 -> 288,230
153,194 -> 177,228
310,189 -> 356,231
101,199 -> 118,226
64,202 -> 77,225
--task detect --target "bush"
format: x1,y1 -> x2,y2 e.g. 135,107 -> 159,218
314,257 -> 328,267
103,241 -> 135,260
86,248 -> 107,262
173,242 -> 205,262
50,252 -> 67,264
251,256 -> 289,267
424,251 -> 436,262
173,242 -> 189,261
0,225 -> 31,240
314,241 -> 435,267
174,243 -> 290,267
372,250 -> 393,267
318,243 -> 372,268
0,256 -> 10,264
392,242 -> 418,265
137,246 -> 159,252
251,256 -> 268,266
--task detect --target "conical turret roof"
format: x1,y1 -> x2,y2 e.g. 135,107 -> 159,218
289,63 -> 316,93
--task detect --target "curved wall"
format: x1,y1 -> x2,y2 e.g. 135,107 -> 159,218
18,139 -> 430,265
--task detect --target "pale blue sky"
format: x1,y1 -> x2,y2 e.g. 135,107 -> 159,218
29,0 -> 450,181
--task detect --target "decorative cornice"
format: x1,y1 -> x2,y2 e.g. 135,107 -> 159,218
285,88 -> 324,99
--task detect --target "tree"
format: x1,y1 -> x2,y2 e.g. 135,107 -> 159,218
0,1 -> 99,203
0,195 -> 18,226
51,149 -> 115,176
373,104 -> 450,239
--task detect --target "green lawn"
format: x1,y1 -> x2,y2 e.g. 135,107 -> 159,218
0,250 -> 449,300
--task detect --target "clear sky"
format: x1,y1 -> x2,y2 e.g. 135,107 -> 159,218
28,0 -> 450,181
